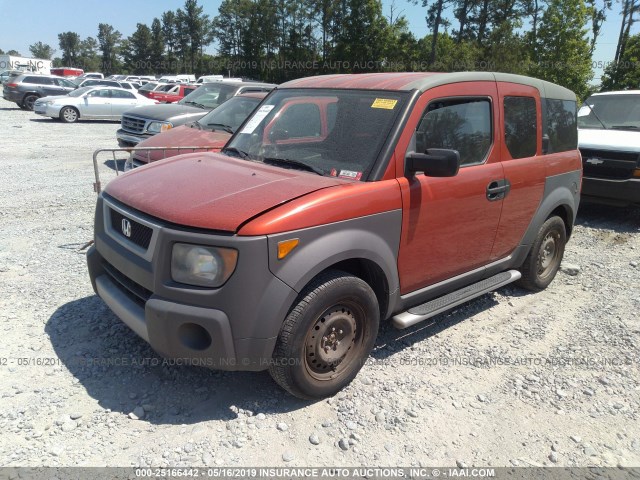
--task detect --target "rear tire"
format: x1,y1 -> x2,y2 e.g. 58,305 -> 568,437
517,216 -> 566,291
59,107 -> 79,123
269,270 -> 379,400
22,94 -> 39,111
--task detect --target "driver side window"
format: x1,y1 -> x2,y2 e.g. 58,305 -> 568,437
416,98 -> 492,166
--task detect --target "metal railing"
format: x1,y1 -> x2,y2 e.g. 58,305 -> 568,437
92,146 -> 218,194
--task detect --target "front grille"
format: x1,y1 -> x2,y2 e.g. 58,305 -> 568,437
110,208 -> 153,249
121,115 -> 146,134
102,261 -> 151,306
580,148 -> 640,180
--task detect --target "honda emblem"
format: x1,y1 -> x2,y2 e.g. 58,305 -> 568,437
121,218 -> 132,238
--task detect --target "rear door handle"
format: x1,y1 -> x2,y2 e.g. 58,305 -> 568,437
486,179 -> 511,201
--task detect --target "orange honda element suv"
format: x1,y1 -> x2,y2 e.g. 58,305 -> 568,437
87,72 -> 582,399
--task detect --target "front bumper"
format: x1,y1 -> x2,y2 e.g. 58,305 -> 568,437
581,176 -> 640,206
116,129 -> 152,148
87,195 -> 298,371
34,104 -> 61,117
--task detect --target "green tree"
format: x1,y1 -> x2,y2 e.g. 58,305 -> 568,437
176,0 -> 215,73
79,37 -> 100,71
97,23 -> 122,75
29,41 -> 56,59
529,0 -> 593,99
57,32 -> 81,67
150,18 -> 165,74
162,10 -> 179,73
601,33 -> 640,90
334,0 -> 390,72
6,49 -> 21,56
0,48 -> 4,54
123,23 -> 153,74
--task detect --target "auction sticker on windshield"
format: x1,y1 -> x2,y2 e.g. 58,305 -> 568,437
371,98 -> 398,110
241,105 -> 275,134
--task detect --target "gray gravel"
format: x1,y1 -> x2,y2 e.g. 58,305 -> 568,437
0,97 -> 639,467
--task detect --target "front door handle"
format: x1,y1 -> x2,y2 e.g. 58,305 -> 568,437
486,179 -> 511,201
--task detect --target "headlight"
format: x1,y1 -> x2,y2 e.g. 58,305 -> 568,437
171,243 -> 238,287
147,121 -> 172,133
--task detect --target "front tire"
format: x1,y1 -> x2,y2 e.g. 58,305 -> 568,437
59,107 -> 79,123
517,216 -> 566,291
269,270 -> 380,400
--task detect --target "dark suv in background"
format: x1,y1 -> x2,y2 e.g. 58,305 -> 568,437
116,80 -> 276,147
3,74 -> 77,110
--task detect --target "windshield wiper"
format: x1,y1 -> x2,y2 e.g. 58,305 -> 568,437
610,125 -> 638,130
223,147 -> 250,159
182,100 -> 207,109
582,103 -> 607,130
207,123 -> 234,133
263,157 -> 324,176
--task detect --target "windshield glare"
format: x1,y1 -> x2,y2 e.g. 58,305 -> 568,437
139,82 -> 159,91
68,87 -> 92,97
178,84 -> 237,108
224,89 -> 407,180
578,94 -> 640,130
196,96 -> 262,131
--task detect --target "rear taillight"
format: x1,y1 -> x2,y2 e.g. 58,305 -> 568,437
6,83 -> 17,88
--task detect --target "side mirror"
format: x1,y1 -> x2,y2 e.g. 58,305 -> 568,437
406,148 -> 461,177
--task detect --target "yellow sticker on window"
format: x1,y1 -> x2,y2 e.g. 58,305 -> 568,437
371,98 -> 398,110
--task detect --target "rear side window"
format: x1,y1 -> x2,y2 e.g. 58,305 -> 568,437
545,99 -> 577,153
417,98 -> 492,166
112,90 -> 135,99
24,76 -> 53,85
504,96 -> 537,159
277,103 -> 322,138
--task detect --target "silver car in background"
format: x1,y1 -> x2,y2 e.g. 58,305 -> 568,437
34,86 -> 158,123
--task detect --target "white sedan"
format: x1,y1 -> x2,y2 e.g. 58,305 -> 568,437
34,86 -> 158,123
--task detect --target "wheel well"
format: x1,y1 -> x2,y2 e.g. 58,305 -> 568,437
549,205 -> 573,238
22,92 -> 40,101
319,259 -> 390,320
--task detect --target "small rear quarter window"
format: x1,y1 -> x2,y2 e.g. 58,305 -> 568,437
504,96 -> 537,159
546,99 -> 577,153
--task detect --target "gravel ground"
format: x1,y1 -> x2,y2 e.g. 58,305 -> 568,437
0,97 -> 639,468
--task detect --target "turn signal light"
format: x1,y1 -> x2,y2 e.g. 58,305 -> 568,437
633,169 -> 640,178
277,239 -> 299,259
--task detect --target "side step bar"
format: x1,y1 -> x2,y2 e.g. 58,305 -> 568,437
392,270 -> 521,329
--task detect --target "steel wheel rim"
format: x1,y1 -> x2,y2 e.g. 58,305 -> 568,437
63,108 -> 77,122
304,303 -> 364,381
538,231 -> 560,279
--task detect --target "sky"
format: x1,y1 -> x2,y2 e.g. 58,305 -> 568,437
0,0 -> 634,83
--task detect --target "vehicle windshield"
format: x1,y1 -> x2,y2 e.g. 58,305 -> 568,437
139,82 -> 159,92
196,95 -> 263,131
68,87 -> 93,97
156,84 -> 176,92
578,94 -> 640,130
223,88 -> 408,180
178,83 -> 238,109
